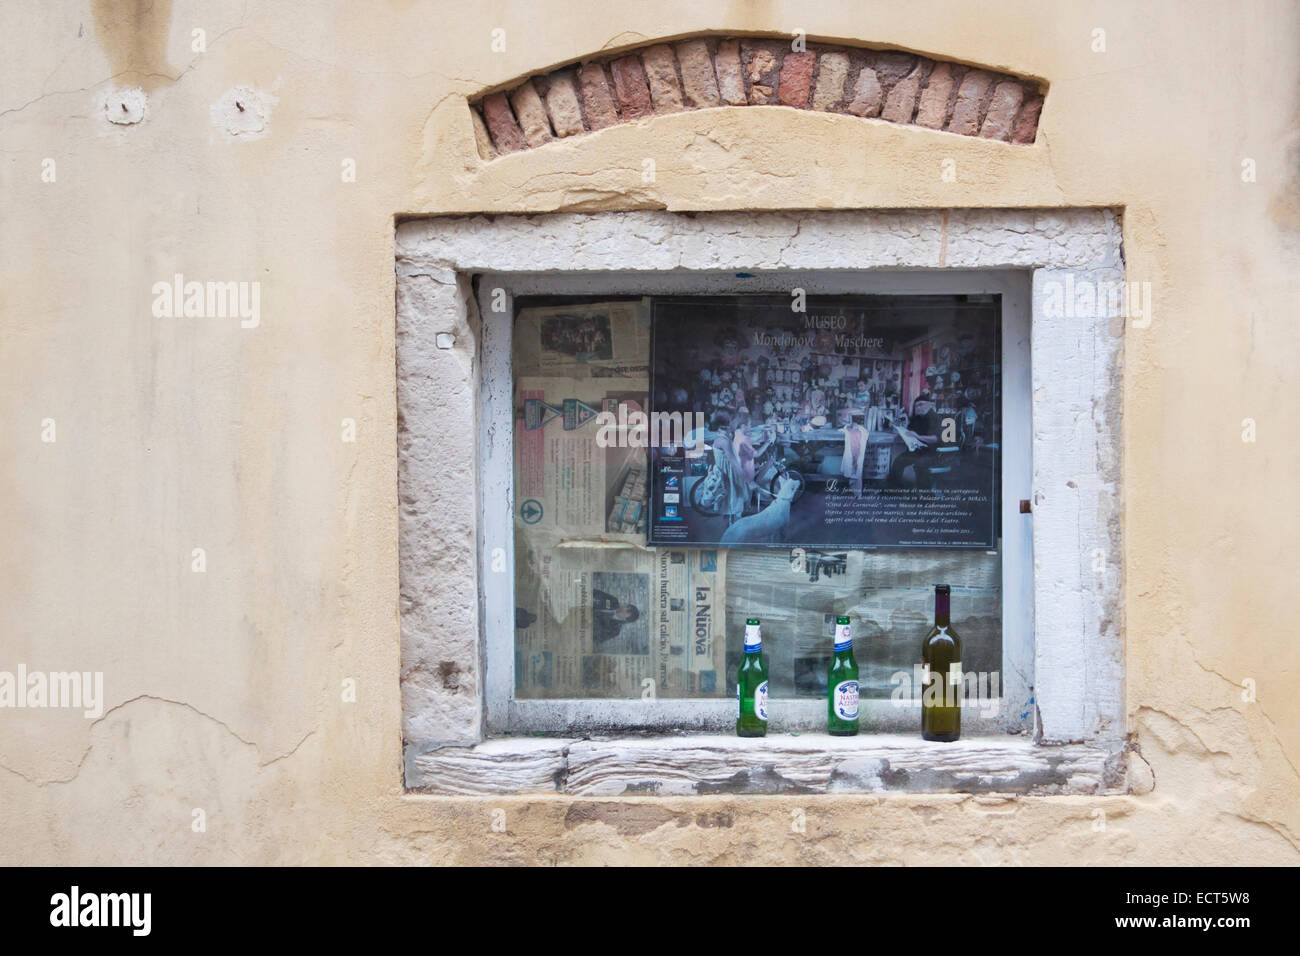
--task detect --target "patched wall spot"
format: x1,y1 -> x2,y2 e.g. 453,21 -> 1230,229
563,801 -> 678,836
210,86 -> 278,140
99,86 -> 147,126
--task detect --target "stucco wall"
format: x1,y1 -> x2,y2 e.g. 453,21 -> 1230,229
1,0 -> 1297,864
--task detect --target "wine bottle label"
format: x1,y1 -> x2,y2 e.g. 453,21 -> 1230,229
744,623 -> 762,653
755,681 -> 769,721
833,680 -> 859,720
833,623 -> 852,651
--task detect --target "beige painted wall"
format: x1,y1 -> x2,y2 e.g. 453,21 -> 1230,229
1,0 -> 1297,864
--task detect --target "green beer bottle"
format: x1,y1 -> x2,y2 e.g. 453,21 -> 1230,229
827,615 -> 859,736
921,585 -> 962,742
736,618 -> 768,737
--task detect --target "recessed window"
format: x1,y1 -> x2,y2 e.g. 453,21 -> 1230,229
396,209 -> 1125,795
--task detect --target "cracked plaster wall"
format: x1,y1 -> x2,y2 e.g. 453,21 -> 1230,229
1,0 -> 1298,864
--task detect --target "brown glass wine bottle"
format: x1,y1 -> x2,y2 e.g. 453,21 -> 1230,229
921,585 -> 962,742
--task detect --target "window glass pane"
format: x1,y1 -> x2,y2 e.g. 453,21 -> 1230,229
511,294 -> 1002,702
723,551 -> 1001,700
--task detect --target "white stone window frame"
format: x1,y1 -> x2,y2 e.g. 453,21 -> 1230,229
396,209 -> 1126,796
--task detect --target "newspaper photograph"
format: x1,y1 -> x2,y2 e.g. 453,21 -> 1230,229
513,541 -> 727,698
514,299 -> 650,379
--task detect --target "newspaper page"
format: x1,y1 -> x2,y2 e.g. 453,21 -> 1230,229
514,300 -> 650,379
514,375 -> 650,545
511,300 -> 729,699
513,541 -> 728,698
723,549 -> 1001,698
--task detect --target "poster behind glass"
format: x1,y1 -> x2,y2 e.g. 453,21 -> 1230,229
647,295 -> 1001,550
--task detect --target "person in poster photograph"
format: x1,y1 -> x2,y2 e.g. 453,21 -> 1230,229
647,295 -> 1001,550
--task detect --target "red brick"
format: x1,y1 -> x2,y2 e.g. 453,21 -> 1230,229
642,44 -> 684,113
979,81 -> 1025,141
871,52 -> 916,85
609,55 -> 653,120
481,92 -> 526,153
543,71 -> 585,137
578,62 -> 619,130
947,69 -> 994,135
881,66 -> 920,124
812,52 -> 850,110
1011,94 -> 1044,144
714,39 -> 746,105
777,51 -> 815,108
914,62 -> 955,129
845,66 -> 883,117
676,39 -> 720,108
509,80 -> 553,147
741,40 -> 781,105
469,107 -> 495,160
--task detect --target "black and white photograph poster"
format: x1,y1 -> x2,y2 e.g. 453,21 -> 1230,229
648,295 -> 1001,549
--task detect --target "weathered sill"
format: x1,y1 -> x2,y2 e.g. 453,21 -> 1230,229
404,734 -> 1125,796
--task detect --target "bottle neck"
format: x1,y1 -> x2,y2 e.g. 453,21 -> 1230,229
934,591 -> 950,627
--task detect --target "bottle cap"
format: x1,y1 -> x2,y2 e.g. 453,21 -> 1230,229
746,618 -> 760,626
836,615 -> 850,625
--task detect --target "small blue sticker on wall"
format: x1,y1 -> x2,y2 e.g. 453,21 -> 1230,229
520,499 -> 543,524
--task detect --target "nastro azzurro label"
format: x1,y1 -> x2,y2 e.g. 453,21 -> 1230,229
833,680 -> 859,720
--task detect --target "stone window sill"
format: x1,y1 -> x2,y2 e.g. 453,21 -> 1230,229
404,734 -> 1125,797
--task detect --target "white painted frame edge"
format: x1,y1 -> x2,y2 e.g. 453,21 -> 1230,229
476,269 -> 1032,737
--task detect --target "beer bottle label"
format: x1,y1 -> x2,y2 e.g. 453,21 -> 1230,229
833,680 -> 860,720
833,623 -> 852,651
744,623 -> 762,652
755,681 -> 769,721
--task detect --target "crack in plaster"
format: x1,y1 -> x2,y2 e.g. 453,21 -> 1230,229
0,695 -> 315,787
1135,705 -> 1299,851
1174,630 -> 1300,787
0,6 -> 249,122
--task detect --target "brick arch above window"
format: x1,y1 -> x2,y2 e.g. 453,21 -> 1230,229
470,37 -> 1046,159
